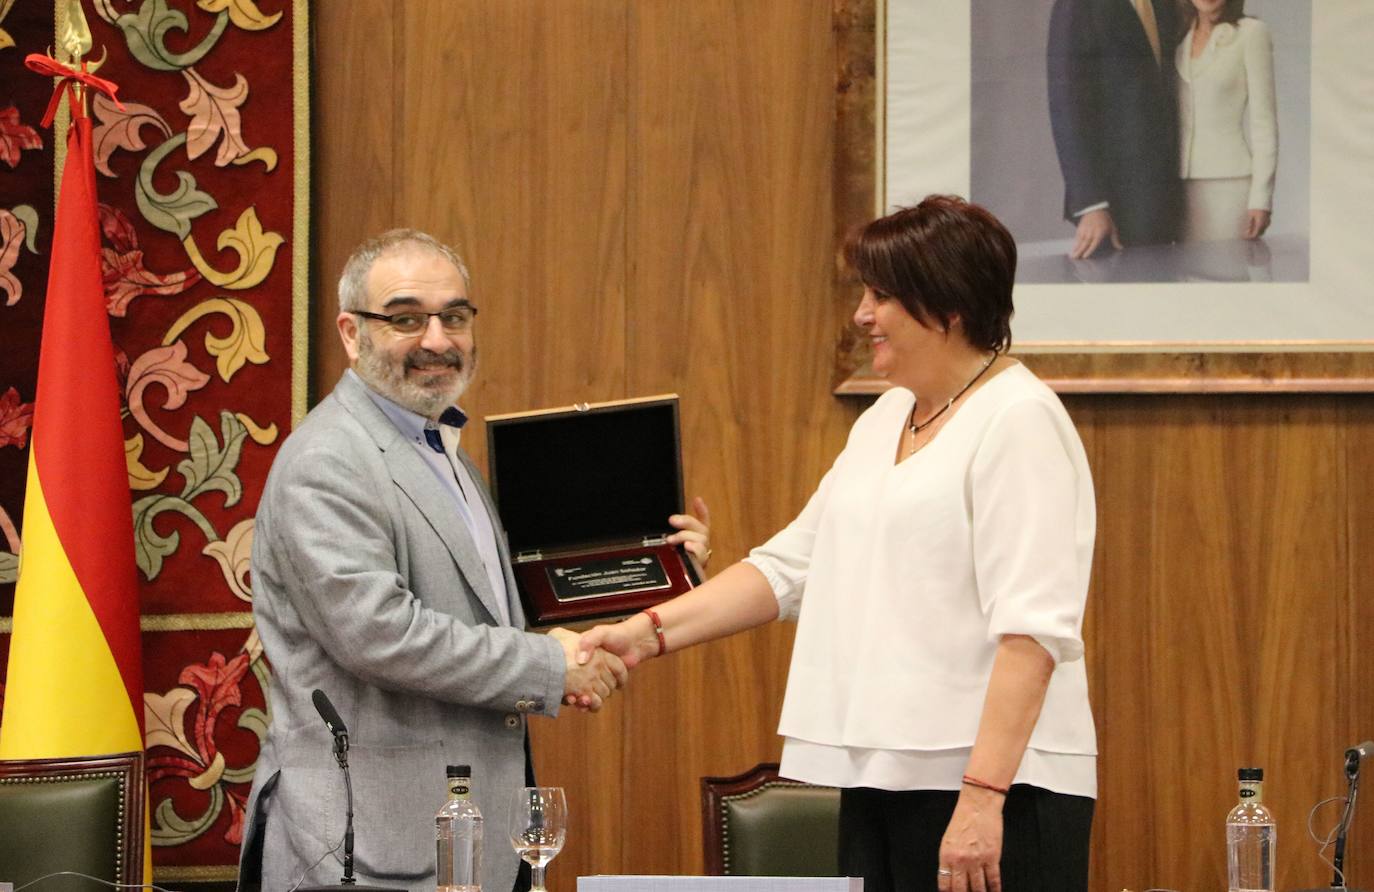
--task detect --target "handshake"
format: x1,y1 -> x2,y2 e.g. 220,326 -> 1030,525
549,626 -> 628,712
546,499 -> 710,712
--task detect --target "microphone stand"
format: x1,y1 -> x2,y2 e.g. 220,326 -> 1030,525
296,725 -> 404,892
1331,751 -> 1363,890
1298,747 -> 1368,892
334,729 -> 357,885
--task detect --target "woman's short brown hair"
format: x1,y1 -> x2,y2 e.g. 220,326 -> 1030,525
843,195 -> 1016,353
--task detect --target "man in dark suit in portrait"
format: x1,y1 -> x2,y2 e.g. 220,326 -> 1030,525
1047,0 -> 1183,258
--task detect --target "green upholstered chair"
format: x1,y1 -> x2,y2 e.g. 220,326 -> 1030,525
0,751 -> 145,892
701,762 -> 841,877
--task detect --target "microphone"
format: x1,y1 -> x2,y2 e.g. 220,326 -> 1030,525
1346,740 -> 1373,778
313,689 -> 350,769
313,689 -> 349,738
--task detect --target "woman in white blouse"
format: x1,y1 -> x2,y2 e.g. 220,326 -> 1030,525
580,196 -> 1097,892
1176,0 -> 1277,241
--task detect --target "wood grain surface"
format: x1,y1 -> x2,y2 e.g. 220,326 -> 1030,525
311,3 -> 1374,890
312,0 -> 401,394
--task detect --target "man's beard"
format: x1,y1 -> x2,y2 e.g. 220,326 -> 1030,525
355,331 -> 476,419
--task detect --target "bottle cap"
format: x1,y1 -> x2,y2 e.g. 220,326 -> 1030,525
1238,767 -> 1263,781
447,764 -> 472,778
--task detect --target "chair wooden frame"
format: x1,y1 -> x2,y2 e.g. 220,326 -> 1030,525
700,761 -> 836,876
0,750 -> 146,888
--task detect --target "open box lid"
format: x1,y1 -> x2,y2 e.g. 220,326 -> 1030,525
485,394 -> 685,557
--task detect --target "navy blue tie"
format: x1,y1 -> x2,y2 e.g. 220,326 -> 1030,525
425,408 -> 466,453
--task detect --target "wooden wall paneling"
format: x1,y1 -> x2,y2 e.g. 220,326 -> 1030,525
396,0 -> 630,473
1086,396 -> 1352,891
1342,397 -> 1374,888
1164,399 -> 1253,892
311,0 -> 401,397
621,0 -> 844,877
1060,397 -> 1114,888
394,3 -> 632,886
527,704 -> 629,887
1085,396 -> 1173,891
1223,397 -> 1346,891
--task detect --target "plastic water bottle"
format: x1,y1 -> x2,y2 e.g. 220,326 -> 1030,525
436,764 -> 483,892
1227,766 -> 1275,892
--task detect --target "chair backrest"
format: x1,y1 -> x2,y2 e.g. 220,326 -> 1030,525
701,762 -> 840,877
0,751 -> 145,892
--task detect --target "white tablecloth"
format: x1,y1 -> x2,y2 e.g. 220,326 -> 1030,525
579,878 -> 861,892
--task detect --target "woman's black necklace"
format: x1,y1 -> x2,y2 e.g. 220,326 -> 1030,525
908,352 -> 998,437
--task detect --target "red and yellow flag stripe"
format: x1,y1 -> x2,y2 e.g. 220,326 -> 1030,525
0,114 -> 144,765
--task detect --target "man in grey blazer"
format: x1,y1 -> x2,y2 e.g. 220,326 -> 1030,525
238,230 -> 709,892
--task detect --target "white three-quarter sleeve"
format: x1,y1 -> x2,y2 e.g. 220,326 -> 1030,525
969,398 -> 1094,664
744,465 -> 837,620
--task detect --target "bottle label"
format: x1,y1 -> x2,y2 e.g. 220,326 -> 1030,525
448,778 -> 471,798
1239,788 -> 1256,799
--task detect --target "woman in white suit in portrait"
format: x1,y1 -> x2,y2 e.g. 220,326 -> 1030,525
1175,0 -> 1277,242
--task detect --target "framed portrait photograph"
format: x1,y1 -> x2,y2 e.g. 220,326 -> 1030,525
839,0 -> 1374,392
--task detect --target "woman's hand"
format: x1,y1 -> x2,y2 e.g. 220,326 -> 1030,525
578,612 -> 661,670
937,786 -> 1005,892
1244,209 -> 1272,240
668,496 -> 712,566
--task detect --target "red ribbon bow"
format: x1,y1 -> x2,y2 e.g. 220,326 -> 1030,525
24,53 -> 124,128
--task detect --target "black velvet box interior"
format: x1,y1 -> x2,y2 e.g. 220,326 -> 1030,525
486,395 -> 699,624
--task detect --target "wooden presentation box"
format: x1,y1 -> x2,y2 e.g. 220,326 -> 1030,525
485,394 -> 701,626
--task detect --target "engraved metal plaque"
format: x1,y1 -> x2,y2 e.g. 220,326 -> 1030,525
546,554 -> 673,601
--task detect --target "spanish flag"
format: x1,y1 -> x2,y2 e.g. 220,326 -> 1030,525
0,77 -> 145,782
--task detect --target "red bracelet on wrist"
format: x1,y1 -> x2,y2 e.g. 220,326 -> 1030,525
642,608 -> 666,657
961,774 -> 1009,795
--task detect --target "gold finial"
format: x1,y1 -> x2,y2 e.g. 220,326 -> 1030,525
86,44 -> 108,74
0,0 -> 20,52
57,0 -> 92,65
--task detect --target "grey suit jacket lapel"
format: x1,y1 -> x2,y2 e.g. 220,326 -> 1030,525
333,373 -> 507,625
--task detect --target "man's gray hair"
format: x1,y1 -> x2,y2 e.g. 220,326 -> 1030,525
337,229 -> 472,313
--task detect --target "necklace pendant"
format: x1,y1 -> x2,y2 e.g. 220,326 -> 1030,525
905,351 -> 998,439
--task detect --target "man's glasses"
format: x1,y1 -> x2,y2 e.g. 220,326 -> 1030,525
352,304 -> 478,336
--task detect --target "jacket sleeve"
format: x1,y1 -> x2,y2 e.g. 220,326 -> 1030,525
1244,20 -> 1278,210
1047,0 -> 1110,216
256,441 -> 567,716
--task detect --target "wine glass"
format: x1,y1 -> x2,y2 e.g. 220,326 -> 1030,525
508,786 -> 567,892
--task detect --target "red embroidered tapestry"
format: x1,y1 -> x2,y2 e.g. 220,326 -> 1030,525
0,0 -> 308,879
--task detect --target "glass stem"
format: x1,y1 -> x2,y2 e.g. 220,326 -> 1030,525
531,866 -> 546,891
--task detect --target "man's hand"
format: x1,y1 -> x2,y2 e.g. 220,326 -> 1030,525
668,496 -> 712,567
1069,208 -> 1122,259
549,627 -> 627,712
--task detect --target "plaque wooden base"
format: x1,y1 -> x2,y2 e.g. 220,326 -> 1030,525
515,540 -> 701,626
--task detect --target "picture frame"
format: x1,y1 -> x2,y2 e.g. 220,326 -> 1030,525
833,0 -> 1374,394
